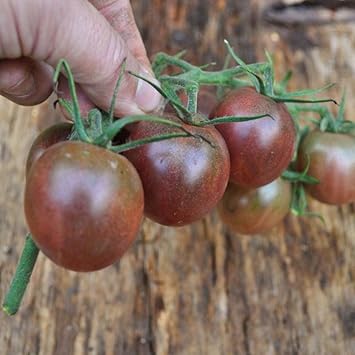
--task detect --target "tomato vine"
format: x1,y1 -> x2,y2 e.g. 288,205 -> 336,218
3,40 -> 350,316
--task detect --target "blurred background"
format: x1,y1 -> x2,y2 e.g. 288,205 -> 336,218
1,1 -> 354,354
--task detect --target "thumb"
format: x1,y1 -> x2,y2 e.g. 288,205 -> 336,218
1,0 -> 162,116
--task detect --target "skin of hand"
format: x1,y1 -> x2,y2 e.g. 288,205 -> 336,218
0,0 -> 162,117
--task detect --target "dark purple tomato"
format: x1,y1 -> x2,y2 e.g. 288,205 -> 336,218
211,87 -> 296,188
165,88 -> 218,117
123,116 -> 230,226
25,141 -> 144,271
218,178 -> 291,234
298,130 -> 355,205
26,122 -> 73,175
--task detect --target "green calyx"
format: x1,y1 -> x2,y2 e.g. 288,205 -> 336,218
56,58 -> 268,148
281,119 -> 323,221
282,165 -> 324,223
54,59 -> 201,150
289,91 -> 355,135
224,40 -> 337,105
280,122 -> 325,222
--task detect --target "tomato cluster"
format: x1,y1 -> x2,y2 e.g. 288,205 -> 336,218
24,85 -> 294,271
23,60 -> 355,274
4,50 -> 355,316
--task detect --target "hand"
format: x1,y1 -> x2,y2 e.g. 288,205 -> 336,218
0,0 -> 162,116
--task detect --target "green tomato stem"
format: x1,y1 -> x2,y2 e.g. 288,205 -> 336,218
128,71 -> 192,120
264,51 -> 275,95
153,52 -> 195,75
2,234 -> 39,316
186,84 -> 199,115
223,39 -> 266,94
57,98 -> 75,119
175,64 -> 267,86
217,53 -> 232,99
154,51 -> 268,86
108,59 -> 127,123
53,59 -> 91,143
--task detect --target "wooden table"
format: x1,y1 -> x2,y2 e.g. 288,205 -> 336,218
1,1 -> 354,354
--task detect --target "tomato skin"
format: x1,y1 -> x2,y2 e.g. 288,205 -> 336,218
218,178 -> 291,234
211,87 -> 296,188
123,116 -> 230,226
298,131 -> 355,205
25,141 -> 144,271
26,122 -> 73,175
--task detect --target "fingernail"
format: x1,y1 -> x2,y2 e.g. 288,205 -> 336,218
0,71 -> 36,97
135,69 -> 163,113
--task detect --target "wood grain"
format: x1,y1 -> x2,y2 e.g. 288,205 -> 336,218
1,1 -> 354,354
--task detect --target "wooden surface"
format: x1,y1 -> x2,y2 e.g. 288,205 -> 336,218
1,1 -> 355,354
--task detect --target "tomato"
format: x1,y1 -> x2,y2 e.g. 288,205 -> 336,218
25,141 -> 144,271
26,122 -> 73,175
165,88 -> 218,117
123,116 -> 230,226
218,178 -> 291,234
298,130 -> 355,204
211,87 -> 296,188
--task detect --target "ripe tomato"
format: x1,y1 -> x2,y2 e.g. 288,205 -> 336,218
26,122 -> 73,175
218,178 -> 291,234
123,116 -> 230,226
298,130 -> 355,204
25,141 -> 144,271
211,87 -> 296,188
